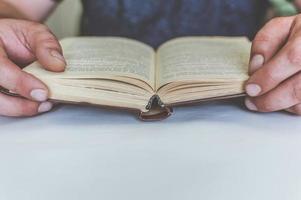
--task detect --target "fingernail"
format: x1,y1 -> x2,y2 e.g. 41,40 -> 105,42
245,98 -> 258,111
8,90 -> 17,94
50,50 -> 65,62
246,84 -> 262,97
38,102 -> 53,113
250,54 -> 264,74
30,89 -> 48,102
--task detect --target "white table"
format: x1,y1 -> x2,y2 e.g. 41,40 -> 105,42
0,98 -> 300,200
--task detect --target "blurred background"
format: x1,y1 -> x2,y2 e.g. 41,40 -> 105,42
46,0 -> 82,39
45,0 -> 297,39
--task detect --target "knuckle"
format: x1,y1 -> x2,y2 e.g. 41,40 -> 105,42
32,23 -> 50,32
253,31 -> 271,43
44,38 -> 60,47
295,14 -> 301,22
291,78 -> 301,102
26,22 -> 47,33
0,58 -> 12,70
14,72 -> 34,95
0,98 -> 37,117
251,40 -> 269,55
37,31 -> 55,40
36,34 -> 61,50
294,109 -> 301,115
287,44 -> 301,67
19,102 -> 37,116
39,37 -> 60,49
269,17 -> 287,26
288,105 -> 301,115
262,68 -> 278,86
252,32 -> 271,54
257,99 -> 274,112
30,24 -> 54,40
295,109 -> 301,116
15,73 -> 26,91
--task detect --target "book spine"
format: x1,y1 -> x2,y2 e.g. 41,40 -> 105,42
139,95 -> 172,121
146,95 -> 164,110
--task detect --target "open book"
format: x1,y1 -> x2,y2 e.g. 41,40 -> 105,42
23,36 -> 251,120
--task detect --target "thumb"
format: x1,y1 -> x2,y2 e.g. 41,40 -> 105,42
249,17 -> 294,75
27,24 -> 66,72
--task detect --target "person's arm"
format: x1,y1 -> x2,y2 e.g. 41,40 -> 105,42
245,14 -> 301,115
0,0 -> 57,21
0,0 -> 66,117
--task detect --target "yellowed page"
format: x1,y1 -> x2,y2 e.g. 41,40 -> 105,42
25,37 -> 156,89
44,80 -> 151,112
156,37 -> 251,90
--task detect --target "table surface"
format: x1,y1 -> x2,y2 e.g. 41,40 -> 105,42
0,98 -> 301,200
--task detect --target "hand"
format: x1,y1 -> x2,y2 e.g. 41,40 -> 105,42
0,19 -> 66,117
245,14 -> 301,115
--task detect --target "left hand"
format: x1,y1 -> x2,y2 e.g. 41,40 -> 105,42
245,14 -> 301,115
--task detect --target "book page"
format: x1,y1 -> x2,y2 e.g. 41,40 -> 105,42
26,37 -> 156,89
156,37 -> 251,90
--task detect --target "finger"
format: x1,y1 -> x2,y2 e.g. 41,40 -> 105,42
286,103 -> 301,115
246,17 -> 301,97
249,17 -> 294,75
0,40 -> 50,101
245,72 -> 301,112
0,92 -> 53,117
27,24 -> 66,72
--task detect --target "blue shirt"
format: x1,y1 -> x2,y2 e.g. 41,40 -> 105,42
81,0 -> 269,47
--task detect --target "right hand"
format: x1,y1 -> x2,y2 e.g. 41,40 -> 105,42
0,19 -> 66,117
